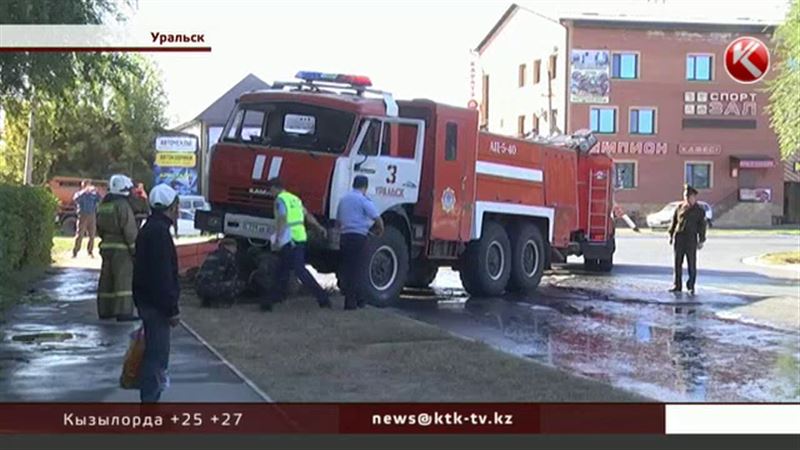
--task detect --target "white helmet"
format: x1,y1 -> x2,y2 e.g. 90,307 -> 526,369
149,184 -> 178,210
108,174 -> 134,196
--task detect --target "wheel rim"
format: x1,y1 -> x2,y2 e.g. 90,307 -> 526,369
521,239 -> 540,277
487,241 -> 505,281
370,245 -> 398,291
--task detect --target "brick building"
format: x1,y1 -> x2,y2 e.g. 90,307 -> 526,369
476,4 -> 784,226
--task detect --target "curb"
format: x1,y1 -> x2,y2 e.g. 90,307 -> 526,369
179,320 -> 274,403
742,256 -> 800,274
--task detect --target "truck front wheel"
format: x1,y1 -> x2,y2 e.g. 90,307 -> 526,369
359,226 -> 409,307
459,221 -> 511,297
507,223 -> 545,294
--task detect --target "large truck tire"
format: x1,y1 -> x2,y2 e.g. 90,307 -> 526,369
507,222 -> 546,294
359,226 -> 409,307
459,221 -> 511,297
406,260 -> 439,288
244,247 -> 300,301
60,216 -> 77,236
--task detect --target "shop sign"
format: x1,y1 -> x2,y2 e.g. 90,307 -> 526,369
739,188 -> 771,202
155,135 -> 197,152
739,159 -> 775,169
678,144 -> 722,155
155,152 -> 196,168
590,140 -> 669,155
683,91 -> 758,117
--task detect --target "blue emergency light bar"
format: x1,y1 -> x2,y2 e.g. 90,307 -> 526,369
295,71 -> 373,87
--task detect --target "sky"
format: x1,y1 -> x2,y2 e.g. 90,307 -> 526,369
125,0 -> 790,127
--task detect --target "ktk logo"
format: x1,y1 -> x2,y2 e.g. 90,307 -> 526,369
724,36 -> 770,84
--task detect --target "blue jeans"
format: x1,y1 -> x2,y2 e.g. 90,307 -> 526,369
138,304 -> 171,403
270,243 -> 329,305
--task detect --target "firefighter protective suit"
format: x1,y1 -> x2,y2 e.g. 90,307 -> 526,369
96,195 -> 139,319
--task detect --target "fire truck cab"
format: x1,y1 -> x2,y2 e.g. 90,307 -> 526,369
196,71 -> 615,306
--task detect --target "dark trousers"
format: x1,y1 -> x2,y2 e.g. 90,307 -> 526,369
340,233 -> 368,309
138,304 -> 171,403
673,233 -> 698,290
269,243 -> 329,305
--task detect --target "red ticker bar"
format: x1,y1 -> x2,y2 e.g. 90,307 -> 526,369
0,403 -> 665,434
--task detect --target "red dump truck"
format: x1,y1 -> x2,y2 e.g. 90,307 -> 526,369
196,71 -> 615,306
48,176 -> 108,235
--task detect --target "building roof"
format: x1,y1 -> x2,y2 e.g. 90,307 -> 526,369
564,13 -> 778,33
178,73 -> 271,129
475,3 -> 780,53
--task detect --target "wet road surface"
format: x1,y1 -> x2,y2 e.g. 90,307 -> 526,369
393,234 -> 800,402
0,267 -> 264,402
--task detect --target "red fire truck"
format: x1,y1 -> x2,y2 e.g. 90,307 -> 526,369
196,71 -> 615,306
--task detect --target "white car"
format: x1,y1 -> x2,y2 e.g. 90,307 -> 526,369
179,195 -> 210,215
646,201 -> 713,229
176,209 -> 202,236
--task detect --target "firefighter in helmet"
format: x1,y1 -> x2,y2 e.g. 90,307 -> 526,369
97,174 -> 139,321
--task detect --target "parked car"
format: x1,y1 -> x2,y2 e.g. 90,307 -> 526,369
646,201 -> 713,229
179,195 -> 210,215
176,209 -> 202,236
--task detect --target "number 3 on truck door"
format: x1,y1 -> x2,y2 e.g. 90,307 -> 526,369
386,165 -> 397,184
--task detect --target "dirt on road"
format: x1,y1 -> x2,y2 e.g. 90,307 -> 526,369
180,291 -> 648,403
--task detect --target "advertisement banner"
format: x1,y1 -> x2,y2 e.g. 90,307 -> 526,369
155,152 -> 197,167
570,49 -> 610,104
155,135 -> 198,152
153,166 -> 199,196
739,188 -> 772,203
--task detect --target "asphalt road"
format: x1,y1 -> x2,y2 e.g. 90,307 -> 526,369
0,267 -> 264,402
393,232 -> 800,402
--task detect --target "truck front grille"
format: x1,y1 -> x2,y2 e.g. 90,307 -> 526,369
226,187 -> 274,216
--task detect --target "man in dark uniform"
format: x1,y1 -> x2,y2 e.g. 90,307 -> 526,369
668,185 -> 707,295
194,238 -> 245,308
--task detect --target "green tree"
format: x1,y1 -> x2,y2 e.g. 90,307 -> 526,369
767,0 -> 800,159
0,0 -> 131,101
0,56 -> 167,185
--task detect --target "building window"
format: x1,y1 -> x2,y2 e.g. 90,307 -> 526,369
533,59 -> 541,84
517,115 -> 526,136
589,107 -> 617,134
445,123 -> 457,161
685,162 -> 712,189
548,54 -> 557,80
614,161 -> 637,189
630,107 -> 656,135
532,114 -> 539,134
686,54 -> 713,81
612,52 -> 638,79
518,64 -> 527,87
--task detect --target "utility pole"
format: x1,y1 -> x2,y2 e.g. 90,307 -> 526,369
23,101 -> 35,185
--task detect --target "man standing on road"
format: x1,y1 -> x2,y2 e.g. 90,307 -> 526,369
336,176 -> 384,310
133,184 -> 181,403
96,174 -> 139,321
72,179 -> 102,258
261,178 -> 331,311
668,185 -> 707,295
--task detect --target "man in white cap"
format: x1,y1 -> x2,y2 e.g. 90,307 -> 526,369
132,184 -> 181,403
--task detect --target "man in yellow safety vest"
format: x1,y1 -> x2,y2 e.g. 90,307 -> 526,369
262,178 -> 331,311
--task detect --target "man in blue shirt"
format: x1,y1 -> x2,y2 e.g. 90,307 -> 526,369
336,176 -> 384,310
72,180 -> 102,258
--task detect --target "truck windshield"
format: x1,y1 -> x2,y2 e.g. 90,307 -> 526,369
221,102 -> 355,155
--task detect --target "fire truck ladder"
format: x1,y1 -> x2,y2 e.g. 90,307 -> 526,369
587,169 -> 610,243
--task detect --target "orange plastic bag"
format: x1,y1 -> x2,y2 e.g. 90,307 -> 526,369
119,326 -> 145,389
